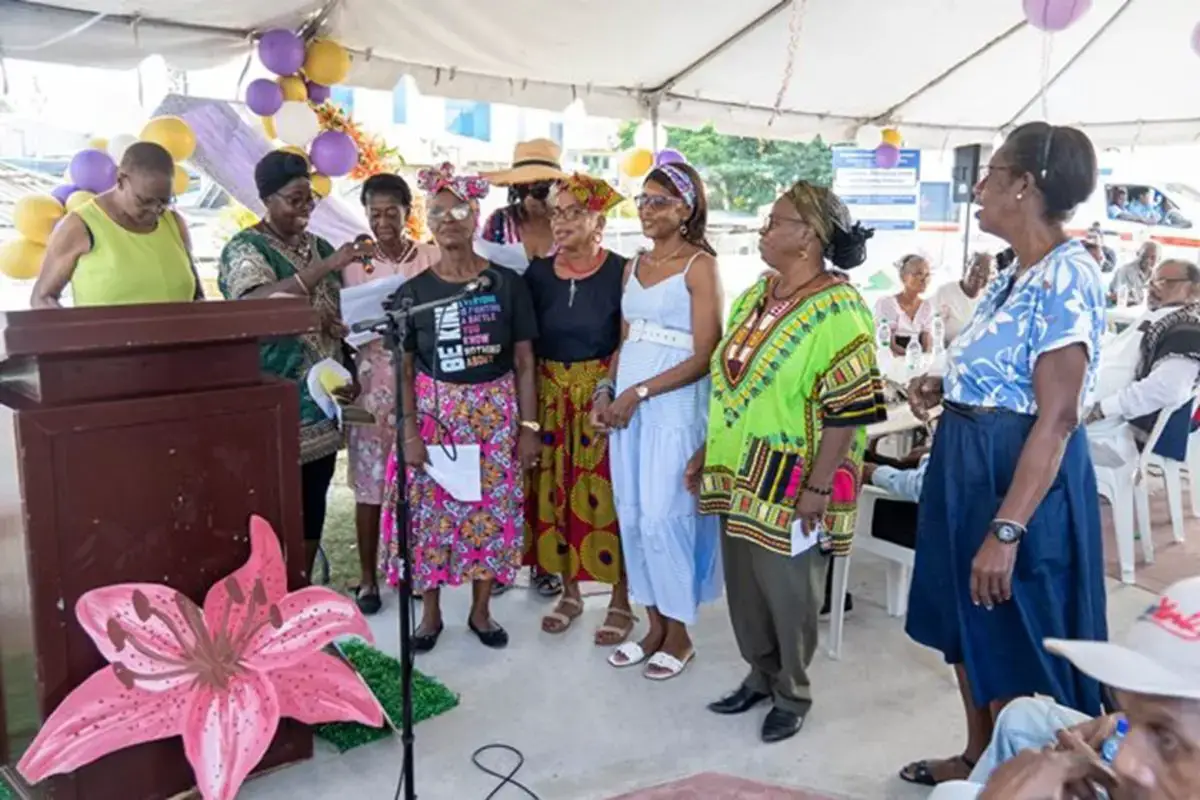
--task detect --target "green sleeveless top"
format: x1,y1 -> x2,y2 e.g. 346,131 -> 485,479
70,200 -> 196,306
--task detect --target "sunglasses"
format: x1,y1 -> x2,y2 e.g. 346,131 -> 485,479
516,182 -> 552,201
634,194 -> 682,211
427,203 -> 473,225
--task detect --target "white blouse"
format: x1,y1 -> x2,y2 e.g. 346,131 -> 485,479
874,294 -> 934,339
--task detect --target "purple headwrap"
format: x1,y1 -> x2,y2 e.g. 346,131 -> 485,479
656,163 -> 697,210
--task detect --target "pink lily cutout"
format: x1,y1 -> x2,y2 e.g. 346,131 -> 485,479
18,515 -> 384,800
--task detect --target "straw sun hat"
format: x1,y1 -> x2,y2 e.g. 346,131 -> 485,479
481,138 -> 568,185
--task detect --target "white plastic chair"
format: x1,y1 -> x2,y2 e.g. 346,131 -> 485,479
1094,396 -> 1192,583
1188,425 -> 1200,518
828,485 -> 915,660
1136,396 -> 1197,548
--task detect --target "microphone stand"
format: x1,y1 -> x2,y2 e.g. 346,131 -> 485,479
350,281 -> 488,800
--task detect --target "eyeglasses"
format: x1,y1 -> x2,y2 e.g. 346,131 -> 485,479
759,214 -> 807,234
550,206 -> 589,222
275,191 -> 315,211
634,194 -> 681,211
1149,276 -> 1194,287
427,203 -> 473,225
516,182 -> 552,201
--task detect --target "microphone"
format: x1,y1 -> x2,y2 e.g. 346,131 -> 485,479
354,234 -> 376,273
463,272 -> 494,293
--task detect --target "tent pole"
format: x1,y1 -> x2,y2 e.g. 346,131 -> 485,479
651,102 -> 661,152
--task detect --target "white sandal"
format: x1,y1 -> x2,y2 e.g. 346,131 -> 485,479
643,650 -> 695,681
607,641 -> 646,668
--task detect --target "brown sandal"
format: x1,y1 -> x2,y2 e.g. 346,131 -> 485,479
594,607 -> 638,646
541,596 -> 583,634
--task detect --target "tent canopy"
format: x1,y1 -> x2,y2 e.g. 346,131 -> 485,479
5,0 -> 1198,147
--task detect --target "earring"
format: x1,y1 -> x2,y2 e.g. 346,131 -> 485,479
1016,193 -> 1024,200
679,223 -> 688,236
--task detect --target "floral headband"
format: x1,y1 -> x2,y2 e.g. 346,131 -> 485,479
417,162 -> 489,201
655,163 -> 697,210
558,173 -> 625,214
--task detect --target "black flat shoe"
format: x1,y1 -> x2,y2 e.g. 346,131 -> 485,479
468,618 -> 509,649
355,586 -> 382,616
412,622 -> 443,653
707,685 -> 770,715
761,707 -> 804,743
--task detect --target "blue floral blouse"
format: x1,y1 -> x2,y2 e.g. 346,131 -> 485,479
944,239 -> 1105,414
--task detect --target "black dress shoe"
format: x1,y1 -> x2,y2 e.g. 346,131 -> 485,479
761,707 -> 804,743
412,623 -> 444,653
468,618 -> 510,649
707,685 -> 770,715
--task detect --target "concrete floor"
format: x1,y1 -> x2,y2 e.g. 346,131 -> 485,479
238,556 -> 1157,800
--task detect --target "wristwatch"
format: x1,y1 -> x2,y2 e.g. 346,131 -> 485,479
519,420 -> 542,433
635,385 -> 650,401
989,520 -> 1026,545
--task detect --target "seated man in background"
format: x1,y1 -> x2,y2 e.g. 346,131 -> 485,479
1087,259 -> 1200,468
932,252 -> 993,344
1084,224 -> 1117,272
821,445 -> 927,615
1108,241 -> 1161,306
930,577 -> 1200,799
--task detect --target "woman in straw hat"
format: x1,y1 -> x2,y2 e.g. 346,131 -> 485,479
482,138 -> 569,265
524,173 -> 635,643
483,138 -> 570,599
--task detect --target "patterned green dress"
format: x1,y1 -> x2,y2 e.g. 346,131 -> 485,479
699,275 -> 887,556
218,226 -> 344,463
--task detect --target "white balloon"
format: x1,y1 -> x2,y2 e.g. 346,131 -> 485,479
633,121 -> 668,151
855,124 -> 882,150
274,101 -> 321,147
107,133 -> 138,164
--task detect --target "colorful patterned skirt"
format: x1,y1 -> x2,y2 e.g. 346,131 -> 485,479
380,372 -> 524,592
524,358 -> 622,584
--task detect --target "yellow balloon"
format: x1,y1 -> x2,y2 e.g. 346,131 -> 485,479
261,115 -> 278,140
14,195 -> 65,245
173,164 -> 191,196
277,76 -> 308,102
621,148 -> 654,179
65,190 -> 96,212
140,116 -> 196,162
881,127 -> 903,147
303,39 -> 351,86
0,238 -> 47,280
311,173 -> 332,198
88,137 -> 109,151
280,145 -> 310,163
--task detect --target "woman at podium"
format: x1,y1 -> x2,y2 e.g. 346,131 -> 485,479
31,142 -> 203,308
218,150 -> 373,574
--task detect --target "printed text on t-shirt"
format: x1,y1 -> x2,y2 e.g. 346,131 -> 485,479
433,293 -> 503,373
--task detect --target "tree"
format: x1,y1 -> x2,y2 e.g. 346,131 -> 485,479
617,121 -> 834,212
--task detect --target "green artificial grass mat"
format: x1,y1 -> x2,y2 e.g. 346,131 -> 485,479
315,640 -> 459,752
0,778 -> 13,800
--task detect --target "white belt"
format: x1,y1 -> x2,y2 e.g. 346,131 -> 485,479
626,319 -> 693,351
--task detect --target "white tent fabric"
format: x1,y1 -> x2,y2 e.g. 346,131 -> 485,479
5,0 -> 1199,147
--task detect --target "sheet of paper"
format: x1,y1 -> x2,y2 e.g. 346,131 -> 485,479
305,358 -> 353,425
790,519 -> 822,558
473,237 -> 530,274
425,444 -> 482,502
340,273 -> 408,348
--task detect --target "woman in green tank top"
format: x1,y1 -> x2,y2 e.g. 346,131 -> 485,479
31,142 -> 202,308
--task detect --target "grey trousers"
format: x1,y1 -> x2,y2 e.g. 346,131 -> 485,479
721,527 -> 826,716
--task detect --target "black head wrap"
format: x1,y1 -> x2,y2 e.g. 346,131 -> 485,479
255,151 -> 310,201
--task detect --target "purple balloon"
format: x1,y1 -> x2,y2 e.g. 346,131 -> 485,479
309,130 -> 358,177
258,28 -> 305,76
245,78 -> 284,116
874,143 -> 901,169
306,82 -> 332,104
51,184 -> 78,205
654,148 -> 685,167
1022,0 -> 1092,32
1192,21 -> 1200,57
69,149 -> 118,193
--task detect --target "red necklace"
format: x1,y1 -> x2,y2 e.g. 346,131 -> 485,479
554,248 -> 606,278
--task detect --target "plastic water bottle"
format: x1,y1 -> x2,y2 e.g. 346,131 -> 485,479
876,319 -> 892,349
930,311 -> 946,353
905,336 -> 923,377
1101,716 -> 1129,764
1117,284 -> 1130,308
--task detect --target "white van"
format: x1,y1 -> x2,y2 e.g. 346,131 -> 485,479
1070,176 -> 1200,266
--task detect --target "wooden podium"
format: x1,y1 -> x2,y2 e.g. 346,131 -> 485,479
0,299 -> 317,799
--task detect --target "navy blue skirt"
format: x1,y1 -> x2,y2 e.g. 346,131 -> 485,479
904,403 -> 1108,714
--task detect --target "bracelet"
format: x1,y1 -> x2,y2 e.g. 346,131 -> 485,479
593,378 -> 615,396
803,483 -> 832,497
592,385 -> 615,400
293,273 -> 310,296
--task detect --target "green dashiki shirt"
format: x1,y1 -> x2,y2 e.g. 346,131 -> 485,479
218,227 -> 344,464
699,276 -> 887,556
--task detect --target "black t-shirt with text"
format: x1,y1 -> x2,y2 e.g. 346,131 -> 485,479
397,264 -> 537,384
